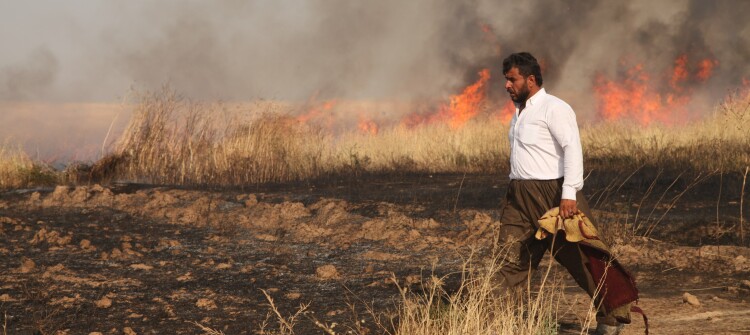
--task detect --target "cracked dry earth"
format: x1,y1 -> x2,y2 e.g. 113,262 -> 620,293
1,174 -> 749,334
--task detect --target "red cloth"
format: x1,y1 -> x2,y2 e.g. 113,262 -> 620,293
582,245 -> 639,316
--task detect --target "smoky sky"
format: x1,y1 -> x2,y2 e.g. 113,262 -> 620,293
1,0 -> 747,103
1,0 -> 749,161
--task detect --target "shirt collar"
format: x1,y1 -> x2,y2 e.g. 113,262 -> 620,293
514,87 -> 547,110
527,87 -> 546,107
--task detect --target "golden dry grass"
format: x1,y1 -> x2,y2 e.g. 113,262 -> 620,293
251,247 -> 593,335
2,88 -> 748,188
386,258 -> 568,335
0,144 -> 58,189
100,88 -> 750,187
581,95 -> 750,173
0,145 -> 32,189
108,90 -> 327,185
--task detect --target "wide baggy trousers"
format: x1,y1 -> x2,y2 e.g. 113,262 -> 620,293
495,179 -> 609,313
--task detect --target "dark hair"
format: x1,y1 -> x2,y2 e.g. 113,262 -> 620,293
502,52 -> 543,86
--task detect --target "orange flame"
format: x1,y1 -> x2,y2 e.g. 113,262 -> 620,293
358,119 -> 379,135
479,23 -> 492,34
594,55 -> 719,125
595,64 -> 678,124
670,55 -> 689,91
696,58 -> 719,81
398,69 -> 491,129
494,99 -> 515,125
741,77 -> 750,99
439,69 -> 491,128
399,113 -> 428,128
297,100 -> 337,124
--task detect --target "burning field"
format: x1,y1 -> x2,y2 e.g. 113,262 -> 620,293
0,79 -> 749,334
2,1 -> 750,334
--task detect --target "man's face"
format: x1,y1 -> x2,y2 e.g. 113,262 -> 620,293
504,67 -> 531,103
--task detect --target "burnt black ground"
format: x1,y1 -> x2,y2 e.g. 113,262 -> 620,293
0,170 -> 747,334
1,204 -> 459,334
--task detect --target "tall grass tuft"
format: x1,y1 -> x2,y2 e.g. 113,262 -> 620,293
0,144 -> 58,189
110,90 -> 326,185
389,256 -> 567,335
254,249 -> 585,335
220,113 -> 326,184
113,90 -> 217,185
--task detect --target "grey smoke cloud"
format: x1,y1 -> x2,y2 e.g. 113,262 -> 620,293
2,0 -> 748,102
1,0 -> 749,161
0,48 -> 58,100
109,0 -> 477,101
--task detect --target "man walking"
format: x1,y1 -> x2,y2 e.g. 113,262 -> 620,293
496,52 -> 641,335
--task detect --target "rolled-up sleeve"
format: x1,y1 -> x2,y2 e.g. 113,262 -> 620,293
546,102 -> 583,200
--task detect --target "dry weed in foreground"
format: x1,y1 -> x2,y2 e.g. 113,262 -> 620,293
254,247 -> 592,335
190,321 -> 226,335
741,166 -> 749,244
0,144 -> 58,189
387,249 -> 574,335
257,289 -> 311,335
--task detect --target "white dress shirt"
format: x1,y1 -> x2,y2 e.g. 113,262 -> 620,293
508,88 -> 584,200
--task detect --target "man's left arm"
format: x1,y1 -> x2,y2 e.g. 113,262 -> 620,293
547,103 -> 584,218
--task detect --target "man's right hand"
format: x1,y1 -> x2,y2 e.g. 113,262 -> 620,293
560,199 -> 578,219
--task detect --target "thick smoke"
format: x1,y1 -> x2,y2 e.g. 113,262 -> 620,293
1,0 -> 749,161
472,0 -> 750,116
2,0 -> 749,103
0,48 -> 58,101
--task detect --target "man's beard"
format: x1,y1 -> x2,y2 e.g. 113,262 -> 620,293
511,85 -> 530,103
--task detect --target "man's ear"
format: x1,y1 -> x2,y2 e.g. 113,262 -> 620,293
527,74 -> 537,88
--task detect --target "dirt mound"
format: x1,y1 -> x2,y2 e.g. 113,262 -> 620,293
22,185 -> 501,252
